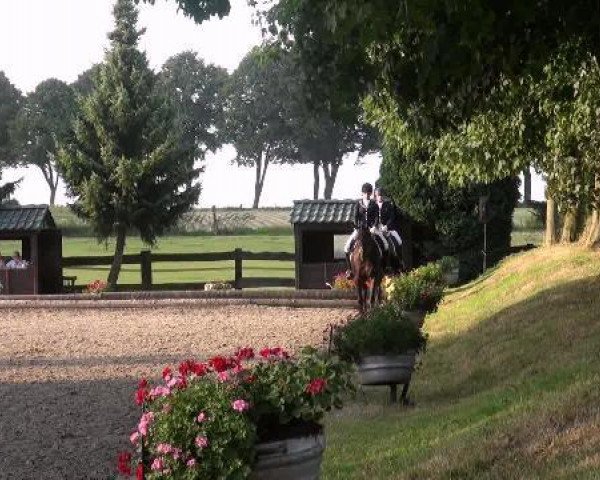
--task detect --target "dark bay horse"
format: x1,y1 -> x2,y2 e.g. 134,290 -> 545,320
350,225 -> 384,311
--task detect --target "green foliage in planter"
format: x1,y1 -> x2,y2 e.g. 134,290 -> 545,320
331,304 -> 428,363
120,347 -> 354,479
438,256 -> 459,273
144,378 -> 255,479
386,265 -> 445,313
248,347 -> 355,440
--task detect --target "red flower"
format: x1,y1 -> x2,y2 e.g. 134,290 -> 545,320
191,362 -> 208,377
259,347 -> 290,360
306,378 -> 327,396
235,347 -> 255,361
162,367 -> 172,381
117,451 -> 132,475
138,378 -> 148,389
136,462 -> 144,480
134,387 -> 147,406
209,356 -> 230,372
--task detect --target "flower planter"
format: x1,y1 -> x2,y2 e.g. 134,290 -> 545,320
251,433 -> 326,480
402,309 -> 426,328
443,268 -> 459,286
357,354 -> 416,387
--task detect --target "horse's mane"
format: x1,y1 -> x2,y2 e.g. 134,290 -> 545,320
356,226 -> 380,264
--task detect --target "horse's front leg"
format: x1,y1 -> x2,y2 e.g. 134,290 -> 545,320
356,276 -> 365,311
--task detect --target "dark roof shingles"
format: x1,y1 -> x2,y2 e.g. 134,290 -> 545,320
290,200 -> 356,225
0,206 -> 55,232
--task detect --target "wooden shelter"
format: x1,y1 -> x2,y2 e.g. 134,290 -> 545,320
0,205 -> 62,295
290,200 -> 355,289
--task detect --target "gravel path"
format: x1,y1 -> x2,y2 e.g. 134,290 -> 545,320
0,305 -> 353,479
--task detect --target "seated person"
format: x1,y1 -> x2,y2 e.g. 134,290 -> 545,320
6,251 -> 28,269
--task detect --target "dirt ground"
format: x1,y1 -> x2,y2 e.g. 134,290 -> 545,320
0,305 -> 353,480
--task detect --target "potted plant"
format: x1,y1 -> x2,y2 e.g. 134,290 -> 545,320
86,279 -> 108,295
327,272 -> 355,291
117,347 -> 353,480
331,304 -> 428,402
384,266 -> 444,327
438,256 -> 460,285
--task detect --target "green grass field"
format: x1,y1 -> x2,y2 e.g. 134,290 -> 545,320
323,246 -> 600,479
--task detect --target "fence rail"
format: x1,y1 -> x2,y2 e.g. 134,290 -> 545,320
62,248 -> 295,292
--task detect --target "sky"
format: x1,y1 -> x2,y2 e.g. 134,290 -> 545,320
0,0 -> 544,207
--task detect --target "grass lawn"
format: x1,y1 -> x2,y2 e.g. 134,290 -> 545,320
323,246 -> 600,479
61,235 -> 295,285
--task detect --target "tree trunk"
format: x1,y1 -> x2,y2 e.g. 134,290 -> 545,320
252,152 -> 270,209
583,174 -> 600,247
322,161 -> 341,200
107,225 -> 127,289
545,196 -> 557,246
560,209 -> 577,243
522,167 -> 531,206
49,181 -> 57,206
313,160 -> 320,200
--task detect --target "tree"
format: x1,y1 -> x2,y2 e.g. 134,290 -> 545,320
158,51 -> 228,164
11,79 -> 77,205
139,0 -> 230,23
72,64 -> 103,97
0,71 -> 22,203
223,47 -> 296,208
59,0 -> 201,288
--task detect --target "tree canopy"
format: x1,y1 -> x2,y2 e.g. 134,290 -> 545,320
0,71 -> 22,203
11,78 -> 77,205
158,51 -> 228,164
59,0 -> 201,287
223,46 -> 297,208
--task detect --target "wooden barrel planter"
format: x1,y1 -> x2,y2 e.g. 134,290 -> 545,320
251,433 -> 326,480
357,354 -> 417,403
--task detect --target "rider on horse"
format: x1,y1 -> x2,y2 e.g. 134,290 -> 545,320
372,187 -> 403,273
344,183 -> 378,278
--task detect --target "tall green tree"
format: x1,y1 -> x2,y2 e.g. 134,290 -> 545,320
11,79 -> 77,205
72,64 -> 103,97
158,51 -> 228,165
59,0 -> 201,288
0,71 -> 22,203
224,47 -> 297,208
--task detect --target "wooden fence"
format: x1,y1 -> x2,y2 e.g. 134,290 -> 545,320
62,249 -> 295,291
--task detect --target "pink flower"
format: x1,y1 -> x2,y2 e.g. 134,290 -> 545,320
151,457 -> 164,471
156,443 -> 173,455
195,435 -> 209,449
306,378 -> 327,396
218,371 -> 229,383
232,399 -> 250,412
129,431 -> 140,445
186,458 -> 196,468
171,448 -> 182,460
149,386 -> 171,399
162,367 -> 172,381
196,412 -> 207,423
167,377 -> 179,388
138,412 -> 155,436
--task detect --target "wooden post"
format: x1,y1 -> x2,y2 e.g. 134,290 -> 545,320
140,250 -> 153,291
234,248 -> 243,290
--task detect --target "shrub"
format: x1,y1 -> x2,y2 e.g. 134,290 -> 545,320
438,256 -> 459,273
385,266 -> 444,313
330,272 -> 355,290
331,304 -> 428,363
118,347 -> 353,479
